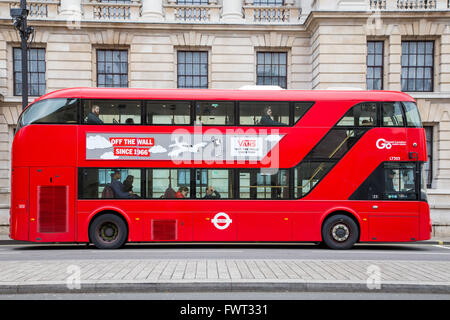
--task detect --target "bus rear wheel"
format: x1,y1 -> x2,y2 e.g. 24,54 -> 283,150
321,214 -> 359,250
89,214 -> 128,249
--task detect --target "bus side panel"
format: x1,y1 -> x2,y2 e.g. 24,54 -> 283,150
368,201 -> 419,242
13,125 -> 78,167
418,201 -> 431,241
10,167 -> 29,241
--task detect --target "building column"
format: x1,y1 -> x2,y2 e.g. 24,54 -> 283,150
141,0 -> 164,22
221,0 -> 244,23
59,0 -> 82,17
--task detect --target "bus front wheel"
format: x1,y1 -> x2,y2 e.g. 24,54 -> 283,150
89,214 -> 128,249
321,214 -> 359,250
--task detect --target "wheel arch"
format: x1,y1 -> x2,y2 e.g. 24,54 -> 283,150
87,207 -> 131,242
320,207 -> 362,242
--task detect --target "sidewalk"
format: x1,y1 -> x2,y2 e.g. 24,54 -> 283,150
0,258 -> 449,294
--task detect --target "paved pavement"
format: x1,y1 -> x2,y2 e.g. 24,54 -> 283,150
0,254 -> 450,294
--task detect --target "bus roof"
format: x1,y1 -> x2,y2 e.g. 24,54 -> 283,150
31,87 -> 415,106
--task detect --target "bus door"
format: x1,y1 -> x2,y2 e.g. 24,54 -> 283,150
29,167 -> 75,242
368,163 -> 419,242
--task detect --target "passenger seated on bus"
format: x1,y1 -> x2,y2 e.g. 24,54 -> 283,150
176,186 -> 189,198
125,118 -> 135,125
123,175 -> 134,193
110,170 -> 134,198
259,107 -> 285,126
361,119 -> 374,126
203,186 -> 221,199
101,184 -> 114,199
86,105 -> 104,125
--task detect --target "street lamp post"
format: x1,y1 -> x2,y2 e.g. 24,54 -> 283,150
10,0 -> 34,110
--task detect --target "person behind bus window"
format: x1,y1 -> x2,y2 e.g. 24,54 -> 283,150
110,170 -> 133,198
259,106 -> 284,126
203,186 -> 221,199
123,175 -> 134,193
86,105 -> 104,125
176,186 -> 189,198
125,118 -> 135,125
385,169 -> 397,193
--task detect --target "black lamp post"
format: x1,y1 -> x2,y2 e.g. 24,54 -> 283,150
10,0 -> 34,110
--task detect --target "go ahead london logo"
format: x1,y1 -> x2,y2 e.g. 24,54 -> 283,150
376,138 -> 406,150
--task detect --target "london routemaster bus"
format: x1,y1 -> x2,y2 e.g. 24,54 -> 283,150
10,87 -> 431,249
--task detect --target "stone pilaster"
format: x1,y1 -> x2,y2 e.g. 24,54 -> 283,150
387,26 -> 402,91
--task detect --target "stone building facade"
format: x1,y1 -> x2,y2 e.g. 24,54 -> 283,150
0,0 -> 449,235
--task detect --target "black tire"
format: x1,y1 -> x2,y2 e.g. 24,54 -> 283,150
321,214 -> 359,250
89,214 -> 128,249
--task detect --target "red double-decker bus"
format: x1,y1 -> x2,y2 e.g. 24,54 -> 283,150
10,88 -> 431,249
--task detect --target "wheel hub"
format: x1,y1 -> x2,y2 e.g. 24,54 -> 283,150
332,224 -> 350,242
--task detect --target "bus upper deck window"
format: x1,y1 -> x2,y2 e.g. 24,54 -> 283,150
196,102 -> 234,125
382,102 -> 404,127
16,98 -> 78,132
239,102 -> 289,126
336,102 -> 377,127
83,100 -> 141,125
403,102 -> 423,128
147,102 -> 191,125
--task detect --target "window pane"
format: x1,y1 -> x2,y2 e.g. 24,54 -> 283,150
295,162 -> 334,198
195,169 -> 232,199
145,169 -> 190,199
18,98 -> 78,128
196,101 -> 234,125
383,102 -> 404,127
306,129 -> 366,160
337,102 -> 377,127
256,52 -> 287,89
97,49 -> 128,88
350,163 -> 418,200
401,41 -> 433,92
240,170 -> 288,199
403,102 -> 422,127
78,168 -> 141,199
83,100 -> 141,125
14,47 -> 46,96
147,101 -> 191,125
294,102 -> 314,123
178,51 -> 208,89
239,101 -> 289,126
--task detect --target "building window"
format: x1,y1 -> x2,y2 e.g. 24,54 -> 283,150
401,41 -> 434,92
97,49 -> 128,88
367,41 -> 383,90
13,48 -> 46,96
424,126 -> 433,188
177,0 -> 209,4
177,51 -> 208,89
256,52 -> 287,89
253,0 -> 285,5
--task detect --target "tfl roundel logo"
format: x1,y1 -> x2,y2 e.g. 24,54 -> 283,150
211,212 -> 233,230
376,138 -> 392,150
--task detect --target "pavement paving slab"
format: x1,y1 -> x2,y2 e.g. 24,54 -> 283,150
0,258 -> 449,294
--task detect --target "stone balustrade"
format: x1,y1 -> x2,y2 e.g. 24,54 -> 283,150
369,0 -> 448,10
244,5 -> 301,23
0,0 -> 448,23
83,0 -> 141,21
164,4 -> 221,23
5,0 -> 59,19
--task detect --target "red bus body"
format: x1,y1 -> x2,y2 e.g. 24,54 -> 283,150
10,88 -> 431,245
